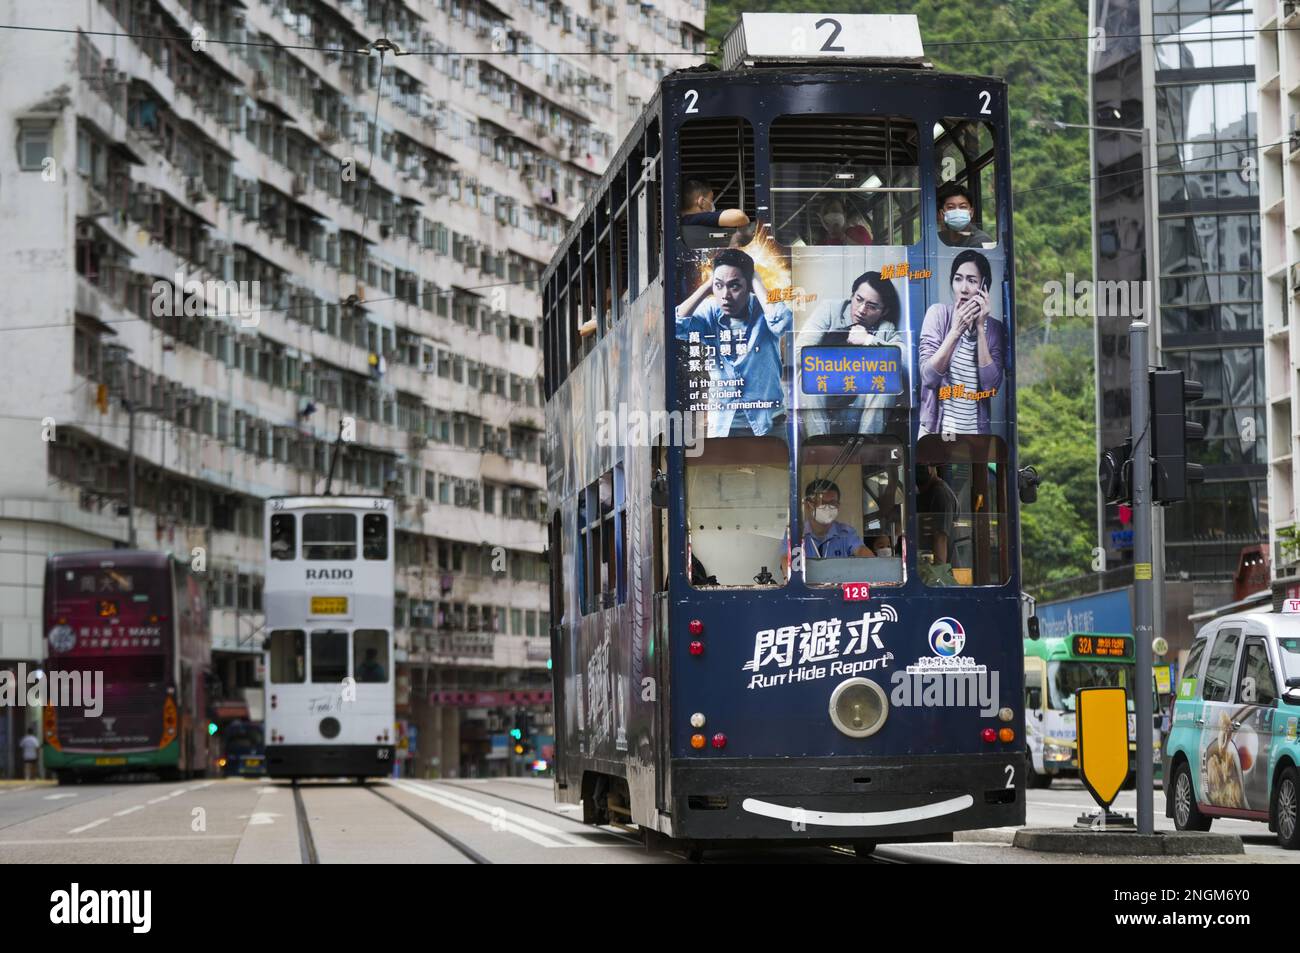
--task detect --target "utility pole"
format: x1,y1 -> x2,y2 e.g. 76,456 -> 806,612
124,397 -> 137,549
1129,319 -> 1155,835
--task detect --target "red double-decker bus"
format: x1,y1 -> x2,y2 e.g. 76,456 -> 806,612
43,551 -> 213,782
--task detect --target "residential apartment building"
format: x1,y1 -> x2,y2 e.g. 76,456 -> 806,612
1257,1 -> 1300,604
0,0 -> 705,777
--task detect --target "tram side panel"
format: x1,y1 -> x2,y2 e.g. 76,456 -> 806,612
548,281 -> 667,817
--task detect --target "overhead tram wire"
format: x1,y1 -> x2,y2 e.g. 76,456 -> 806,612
0,22 -> 708,56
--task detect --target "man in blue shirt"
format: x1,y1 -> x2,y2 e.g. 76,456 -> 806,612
676,247 -> 793,437
679,178 -> 750,229
800,479 -> 871,559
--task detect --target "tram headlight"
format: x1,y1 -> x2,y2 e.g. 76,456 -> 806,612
828,678 -> 888,739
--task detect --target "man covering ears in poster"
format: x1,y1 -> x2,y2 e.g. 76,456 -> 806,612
918,249 -> 1004,436
676,247 -> 793,437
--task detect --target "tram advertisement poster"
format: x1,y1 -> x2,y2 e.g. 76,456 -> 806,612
673,230 -> 795,439
917,246 -> 1008,440
790,244 -> 913,439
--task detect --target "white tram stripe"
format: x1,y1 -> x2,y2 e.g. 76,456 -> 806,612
740,794 -> 974,828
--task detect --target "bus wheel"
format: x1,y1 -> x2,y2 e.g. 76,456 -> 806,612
1025,762 -> 1050,788
852,841 -> 877,858
55,771 -> 72,786
1272,766 -> 1300,850
1170,760 -> 1212,832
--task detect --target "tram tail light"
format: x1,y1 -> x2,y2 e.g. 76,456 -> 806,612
711,733 -> 727,749
690,734 -> 706,750
998,728 -> 1015,744
981,728 -> 997,743
688,619 -> 704,635
688,640 -> 704,656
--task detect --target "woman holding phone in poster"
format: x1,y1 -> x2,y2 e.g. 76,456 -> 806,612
919,250 -> 1004,436
799,270 -> 901,436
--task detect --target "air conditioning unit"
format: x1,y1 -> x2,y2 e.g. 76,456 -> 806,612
317,122 -> 340,144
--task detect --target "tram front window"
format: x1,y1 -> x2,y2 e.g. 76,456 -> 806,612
685,435 -> 789,587
362,513 -> 387,560
302,513 -> 357,560
916,434 -> 1010,587
795,437 -> 905,585
310,629 -> 348,683
770,114 -> 921,248
270,514 -> 295,560
268,630 -> 305,684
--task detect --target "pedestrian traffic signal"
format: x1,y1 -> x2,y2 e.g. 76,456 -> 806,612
208,721 -> 218,736
1098,439 -> 1132,505
1149,369 -> 1204,504
510,727 -> 522,741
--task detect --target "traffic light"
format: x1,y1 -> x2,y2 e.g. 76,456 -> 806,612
208,721 -> 218,736
1150,369 -> 1204,504
1098,438 -> 1132,505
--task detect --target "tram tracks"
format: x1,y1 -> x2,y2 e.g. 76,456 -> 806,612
289,780 -> 492,865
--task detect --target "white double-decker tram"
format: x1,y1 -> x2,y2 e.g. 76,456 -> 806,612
262,496 -> 396,779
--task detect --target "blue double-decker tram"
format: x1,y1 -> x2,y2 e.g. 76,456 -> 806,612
542,13 -> 1032,855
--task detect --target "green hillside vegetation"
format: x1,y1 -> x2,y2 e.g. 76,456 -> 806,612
705,0 -> 1098,590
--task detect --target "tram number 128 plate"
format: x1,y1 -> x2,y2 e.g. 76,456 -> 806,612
310,596 -> 349,614
842,583 -> 871,602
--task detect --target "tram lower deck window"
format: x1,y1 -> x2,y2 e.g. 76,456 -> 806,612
685,435 -> 789,588
916,434 -> 1010,587
303,513 -> 357,560
269,629 -> 305,683
310,629 -> 348,682
796,437 -> 906,585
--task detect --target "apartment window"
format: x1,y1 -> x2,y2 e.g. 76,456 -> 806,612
18,120 -> 53,171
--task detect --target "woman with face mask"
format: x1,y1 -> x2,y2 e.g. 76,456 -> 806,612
798,270 -> 902,436
936,183 -> 994,248
918,250 -> 1005,436
814,195 -> 872,246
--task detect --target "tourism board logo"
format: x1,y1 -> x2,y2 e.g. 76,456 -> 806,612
928,617 -> 966,657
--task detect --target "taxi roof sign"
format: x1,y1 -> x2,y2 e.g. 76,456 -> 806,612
1076,686 -> 1130,810
1283,599 -> 1300,614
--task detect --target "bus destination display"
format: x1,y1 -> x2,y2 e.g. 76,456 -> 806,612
1072,635 -> 1132,658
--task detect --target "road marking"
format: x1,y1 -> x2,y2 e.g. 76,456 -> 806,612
43,793 -> 78,800
393,781 -> 609,849
169,790 -> 186,797
0,834 -> 241,846
0,786 -> 32,795
146,796 -> 169,804
238,813 -> 281,826
113,805 -> 144,817
68,818 -> 110,834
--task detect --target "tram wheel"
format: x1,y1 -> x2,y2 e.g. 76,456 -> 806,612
684,842 -> 705,863
852,841 -> 877,858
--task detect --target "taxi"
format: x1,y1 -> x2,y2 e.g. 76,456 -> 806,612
1165,601 -> 1300,848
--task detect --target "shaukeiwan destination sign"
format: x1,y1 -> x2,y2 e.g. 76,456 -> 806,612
800,346 -> 903,396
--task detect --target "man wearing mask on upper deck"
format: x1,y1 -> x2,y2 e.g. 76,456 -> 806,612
936,183 -> 994,248
676,247 -> 793,437
919,249 -> 1004,436
798,270 -> 900,436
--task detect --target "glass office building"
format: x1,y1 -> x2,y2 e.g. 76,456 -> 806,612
1091,0 -> 1264,616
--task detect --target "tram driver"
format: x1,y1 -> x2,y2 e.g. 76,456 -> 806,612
781,479 -> 894,578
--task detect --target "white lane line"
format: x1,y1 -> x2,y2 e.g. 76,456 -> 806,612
0,834 -> 241,846
113,805 -> 144,817
168,790 -> 186,797
410,782 -> 596,847
388,781 -> 566,848
146,796 -> 169,804
0,786 -> 33,795
68,818 -> 110,834
395,781 -> 617,849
